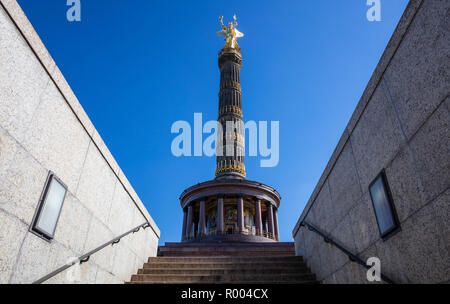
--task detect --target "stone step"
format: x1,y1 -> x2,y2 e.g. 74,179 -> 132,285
130,273 -> 316,283
138,267 -> 309,275
158,242 -> 296,257
162,242 -> 295,248
159,245 -> 295,251
126,280 -> 319,285
158,249 -> 295,257
148,256 -> 303,263
127,242 -> 317,285
158,251 -> 296,257
143,261 -> 307,269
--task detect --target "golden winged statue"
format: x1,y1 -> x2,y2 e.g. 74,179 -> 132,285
217,15 -> 244,51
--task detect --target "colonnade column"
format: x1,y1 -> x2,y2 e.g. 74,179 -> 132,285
273,207 -> 280,241
217,195 -> 224,234
199,199 -> 206,236
181,208 -> 187,241
267,203 -> 275,239
186,205 -> 193,239
254,198 -> 262,236
237,195 -> 244,234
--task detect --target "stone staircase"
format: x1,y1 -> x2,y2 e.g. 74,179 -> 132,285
127,242 -> 318,284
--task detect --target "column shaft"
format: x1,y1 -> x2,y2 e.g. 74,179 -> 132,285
186,205 -> 193,239
267,204 -> 275,239
273,208 -> 280,241
217,196 -> 224,234
237,196 -> 244,234
181,208 -> 187,241
199,200 -> 206,236
255,199 -> 263,236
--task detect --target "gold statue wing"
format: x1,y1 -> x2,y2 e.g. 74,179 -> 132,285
234,28 -> 244,38
217,29 -> 227,36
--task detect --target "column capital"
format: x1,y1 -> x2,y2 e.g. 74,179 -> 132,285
265,201 -> 275,207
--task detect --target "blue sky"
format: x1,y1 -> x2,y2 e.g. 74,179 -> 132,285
17,0 -> 409,244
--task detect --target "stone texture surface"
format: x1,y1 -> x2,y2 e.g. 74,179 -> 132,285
383,0 -> 450,140
0,0 -> 160,284
294,0 -> 449,284
95,266 -> 122,284
408,100 -> 450,203
129,207 -> 150,260
0,141 -> 48,225
144,229 -> 159,258
385,145 -> 425,222
112,241 -> 137,282
10,232 -> 76,284
0,0 -> 56,73
350,83 -> 405,191
348,192 -> 379,254
306,181 -> 334,233
391,192 -> 450,283
293,229 -> 306,258
433,189 -> 450,282
370,193 -> 449,284
0,127 -> 18,179
53,193 -> 92,255
315,240 -> 339,280
327,142 -> 362,224
330,212 -> 357,254
91,129 -> 120,175
83,217 -> 116,273
1,1 -> 157,232
108,183 -> 137,235
0,209 -> 28,283
51,64 -> 95,136
22,81 -> 91,192
52,262 -> 98,284
0,5 -> 50,143
75,143 -> 117,226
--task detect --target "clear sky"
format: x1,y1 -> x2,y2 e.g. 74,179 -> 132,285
17,0 -> 409,244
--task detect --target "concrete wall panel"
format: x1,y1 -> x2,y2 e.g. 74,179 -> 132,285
0,0 -> 160,284
0,6 -> 50,142
350,83 -> 405,191
293,0 -> 450,284
0,209 -> 28,283
0,138 -> 47,224
383,0 -> 450,140
75,143 -> 117,226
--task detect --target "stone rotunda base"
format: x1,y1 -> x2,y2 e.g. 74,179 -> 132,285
180,179 -> 282,242
184,233 -> 277,243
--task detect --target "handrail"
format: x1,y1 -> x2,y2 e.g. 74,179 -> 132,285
300,221 -> 396,284
33,222 -> 151,284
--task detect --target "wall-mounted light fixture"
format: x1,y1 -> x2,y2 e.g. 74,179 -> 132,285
30,172 -> 67,241
369,170 -> 400,240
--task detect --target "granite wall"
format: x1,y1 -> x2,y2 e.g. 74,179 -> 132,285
0,0 -> 160,284
292,0 -> 449,284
